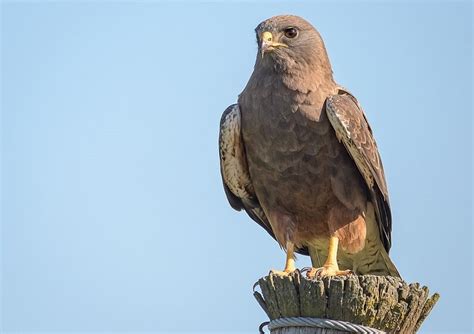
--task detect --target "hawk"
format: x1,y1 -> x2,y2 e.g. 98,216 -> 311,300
219,15 -> 400,278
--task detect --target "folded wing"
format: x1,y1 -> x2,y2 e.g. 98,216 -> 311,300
219,104 -> 308,255
326,90 -> 392,252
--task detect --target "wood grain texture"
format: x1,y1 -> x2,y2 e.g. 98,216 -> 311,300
255,271 -> 439,333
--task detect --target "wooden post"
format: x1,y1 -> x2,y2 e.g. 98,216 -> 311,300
254,271 -> 439,333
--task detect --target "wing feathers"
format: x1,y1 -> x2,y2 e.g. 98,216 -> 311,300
326,92 -> 392,252
219,104 -> 255,203
219,104 -> 288,250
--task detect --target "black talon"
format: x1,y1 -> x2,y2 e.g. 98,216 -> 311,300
301,267 -> 311,274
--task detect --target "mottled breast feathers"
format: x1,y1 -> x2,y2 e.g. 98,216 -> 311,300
219,91 -> 392,255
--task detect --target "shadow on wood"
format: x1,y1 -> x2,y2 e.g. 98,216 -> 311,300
254,271 -> 439,333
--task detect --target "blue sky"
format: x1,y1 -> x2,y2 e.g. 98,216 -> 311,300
1,1 -> 472,333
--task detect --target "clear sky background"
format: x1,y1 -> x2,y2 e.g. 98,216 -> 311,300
1,1 -> 472,333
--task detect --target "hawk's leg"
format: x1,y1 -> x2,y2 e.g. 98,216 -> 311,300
307,236 -> 352,278
270,241 -> 296,276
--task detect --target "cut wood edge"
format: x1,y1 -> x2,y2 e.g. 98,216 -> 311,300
254,271 -> 439,333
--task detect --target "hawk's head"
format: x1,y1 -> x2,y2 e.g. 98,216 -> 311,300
254,15 -> 331,73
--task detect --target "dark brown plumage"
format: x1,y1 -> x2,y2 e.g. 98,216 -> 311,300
219,15 -> 399,277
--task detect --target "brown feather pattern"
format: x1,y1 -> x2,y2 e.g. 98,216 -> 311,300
219,15 -> 398,275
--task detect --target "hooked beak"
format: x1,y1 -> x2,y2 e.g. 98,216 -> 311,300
260,31 -> 288,58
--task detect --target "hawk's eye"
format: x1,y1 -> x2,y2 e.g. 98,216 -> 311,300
284,27 -> 298,39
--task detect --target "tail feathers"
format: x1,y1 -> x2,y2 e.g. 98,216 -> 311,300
378,248 -> 401,278
354,247 -> 401,278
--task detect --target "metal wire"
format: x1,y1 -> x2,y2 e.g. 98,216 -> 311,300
259,317 -> 386,333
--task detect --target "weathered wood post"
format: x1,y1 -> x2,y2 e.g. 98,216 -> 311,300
254,271 -> 439,333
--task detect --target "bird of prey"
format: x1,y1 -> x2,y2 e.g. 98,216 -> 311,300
219,15 -> 400,278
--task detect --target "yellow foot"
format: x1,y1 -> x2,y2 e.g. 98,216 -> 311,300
269,268 -> 296,277
306,265 -> 352,279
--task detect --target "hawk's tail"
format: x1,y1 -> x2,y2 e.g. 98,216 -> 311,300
378,247 -> 401,278
351,203 -> 401,278
354,245 -> 401,278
